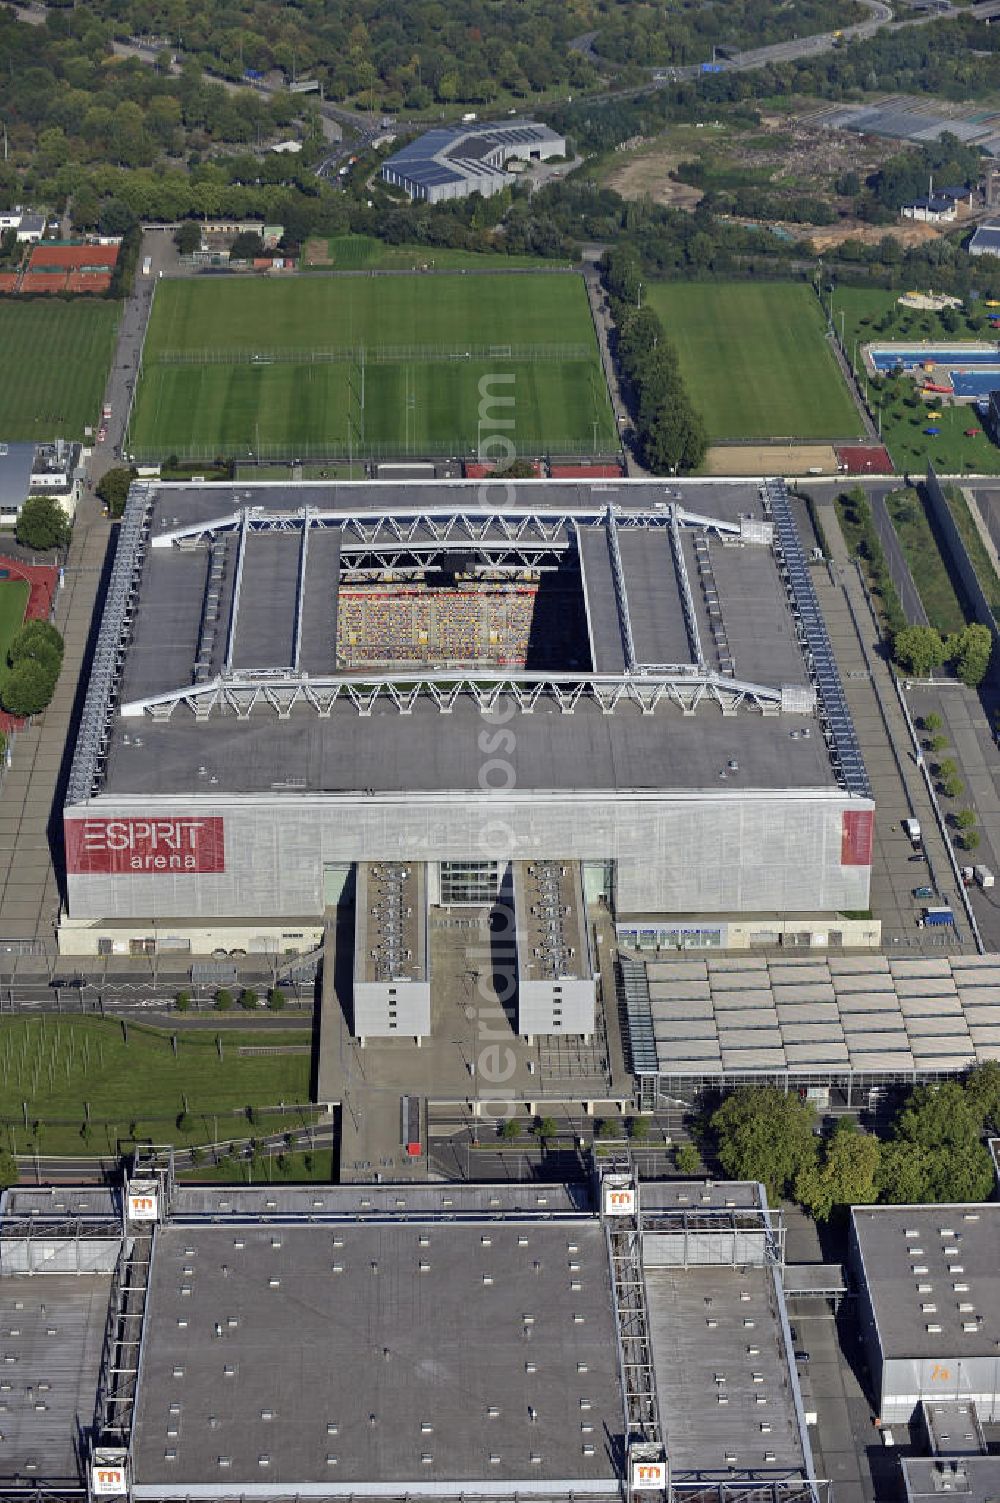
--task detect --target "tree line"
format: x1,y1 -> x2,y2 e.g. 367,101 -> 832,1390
601,247 -> 707,474
710,1065 -> 1000,1218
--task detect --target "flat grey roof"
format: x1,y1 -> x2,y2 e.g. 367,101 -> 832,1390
646,1264 -> 806,1475
628,954 -> 1000,1078
851,1204 -> 1000,1359
133,1221 -> 621,1492
0,1274 -> 110,1482
167,1182 -> 591,1219
356,861 -> 426,984
0,443 -> 35,513
903,1456 -> 1000,1503
514,860 -> 591,983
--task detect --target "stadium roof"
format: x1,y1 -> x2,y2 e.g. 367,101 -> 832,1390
622,953 -> 1000,1080
66,479 -> 858,805
851,1204 -> 1000,1360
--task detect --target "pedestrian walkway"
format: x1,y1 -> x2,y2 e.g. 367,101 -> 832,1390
813,498 -> 973,952
0,238 -> 160,953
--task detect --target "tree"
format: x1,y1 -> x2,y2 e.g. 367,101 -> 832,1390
175,990 -> 191,1012
1,659 -> 58,717
628,1114 -> 650,1141
15,496 -> 70,552
96,467 -> 136,519
267,987 -> 286,1010
535,1115 -> 558,1141
921,712 -> 942,734
965,1061 -> 1000,1134
954,809 -> 976,831
99,198 -> 137,237
879,1081 -> 994,1204
674,1142 -> 701,1175
711,1086 -> 818,1204
175,220 -> 202,255
229,230 -> 264,261
948,624 -> 992,688
214,987 -> 233,1011
960,828 -> 981,851
893,625 -> 946,678
927,735 -> 948,755
240,988 -> 258,1010
499,1118 -> 520,1141
597,1117 -> 621,1140
9,619 -> 63,679
0,1150 -> 17,1189
794,1122 -> 881,1221
940,774 -> 964,800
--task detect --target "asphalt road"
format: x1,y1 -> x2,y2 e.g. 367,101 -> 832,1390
868,485 -> 929,627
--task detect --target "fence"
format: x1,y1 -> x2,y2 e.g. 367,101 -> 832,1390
150,341 -> 596,367
924,463 -> 1000,665
126,435 -> 624,465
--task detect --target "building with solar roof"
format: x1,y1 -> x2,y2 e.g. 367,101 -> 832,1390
59,476 -> 874,960
381,121 -> 567,202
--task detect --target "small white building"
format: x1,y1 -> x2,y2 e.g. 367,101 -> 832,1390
0,208 -> 47,242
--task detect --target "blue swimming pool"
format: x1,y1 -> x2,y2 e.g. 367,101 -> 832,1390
870,345 -> 1000,372
951,370 -> 1000,398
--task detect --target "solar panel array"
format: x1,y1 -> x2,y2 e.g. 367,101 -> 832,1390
763,479 -> 871,798
628,953 -> 1000,1079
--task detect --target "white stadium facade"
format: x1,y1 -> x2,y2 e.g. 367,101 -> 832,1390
59,478 -> 874,959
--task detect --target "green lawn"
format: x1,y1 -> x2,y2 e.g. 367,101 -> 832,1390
305,234 -> 566,272
130,273 -> 616,460
0,578 -> 29,699
884,488 -> 966,635
0,1017 -> 314,1155
0,301 -> 119,440
832,287 -> 1000,476
179,1147 -> 335,1183
645,281 -> 861,442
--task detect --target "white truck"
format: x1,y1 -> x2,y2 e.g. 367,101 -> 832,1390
902,818 -> 922,847
142,256 -> 152,276
974,865 -> 995,890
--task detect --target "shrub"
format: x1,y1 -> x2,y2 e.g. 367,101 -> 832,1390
1,658 -> 58,716
674,1142 -> 701,1175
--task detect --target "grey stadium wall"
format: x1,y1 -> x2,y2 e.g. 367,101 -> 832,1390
63,789 -> 873,922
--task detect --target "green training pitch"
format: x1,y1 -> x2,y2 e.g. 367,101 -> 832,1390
645,282 -> 862,442
130,273 -> 618,460
0,301 -> 119,441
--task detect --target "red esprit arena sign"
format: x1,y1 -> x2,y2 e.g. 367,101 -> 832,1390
65,818 -> 225,874
841,809 -> 874,867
